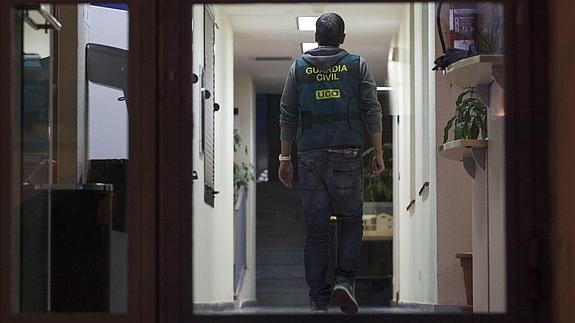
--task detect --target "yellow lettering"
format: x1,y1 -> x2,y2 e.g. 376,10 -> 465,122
307,65 -> 349,76
315,89 -> 341,100
316,73 -> 340,82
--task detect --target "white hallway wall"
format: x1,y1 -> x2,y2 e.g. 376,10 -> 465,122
23,9 -> 50,58
233,72 -> 257,304
391,3 -> 438,305
192,5 -> 235,305
87,5 -> 129,161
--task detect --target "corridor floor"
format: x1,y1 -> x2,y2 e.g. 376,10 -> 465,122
194,305 -> 432,315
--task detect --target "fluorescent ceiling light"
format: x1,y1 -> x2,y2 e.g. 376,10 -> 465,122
298,16 -> 318,31
301,42 -> 318,53
377,86 -> 393,91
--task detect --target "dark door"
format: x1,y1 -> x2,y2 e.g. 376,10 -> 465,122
0,1 -> 157,322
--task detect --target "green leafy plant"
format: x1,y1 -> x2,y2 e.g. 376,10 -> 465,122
443,87 -> 488,144
476,21 -> 503,55
476,5 -> 504,55
234,129 -> 255,205
363,143 -> 393,202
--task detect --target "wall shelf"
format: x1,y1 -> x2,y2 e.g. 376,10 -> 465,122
439,139 -> 488,178
439,139 -> 488,161
443,55 -> 504,89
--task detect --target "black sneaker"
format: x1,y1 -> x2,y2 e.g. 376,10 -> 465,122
333,281 -> 359,314
310,300 -> 328,314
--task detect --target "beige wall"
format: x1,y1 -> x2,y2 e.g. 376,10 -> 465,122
551,0 -> 575,322
192,5 -> 235,305
487,79 -> 506,312
434,4 -> 473,306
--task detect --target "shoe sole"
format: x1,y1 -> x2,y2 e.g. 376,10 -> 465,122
333,286 -> 359,314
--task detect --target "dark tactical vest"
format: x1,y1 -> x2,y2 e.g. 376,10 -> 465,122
295,54 -> 364,152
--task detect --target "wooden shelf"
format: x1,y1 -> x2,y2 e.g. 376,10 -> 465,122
363,235 -> 392,241
439,139 -> 488,162
443,55 -> 504,88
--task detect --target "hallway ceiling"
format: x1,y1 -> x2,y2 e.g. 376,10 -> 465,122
221,3 -> 406,93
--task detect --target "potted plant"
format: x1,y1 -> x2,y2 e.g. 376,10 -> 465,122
443,87 -> 488,144
475,4 -> 504,55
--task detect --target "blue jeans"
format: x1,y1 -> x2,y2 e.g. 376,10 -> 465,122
297,150 -> 364,305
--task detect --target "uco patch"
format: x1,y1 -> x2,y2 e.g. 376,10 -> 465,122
315,89 -> 341,100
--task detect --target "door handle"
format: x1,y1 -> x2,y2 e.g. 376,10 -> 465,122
406,199 -> 415,211
418,182 -> 430,196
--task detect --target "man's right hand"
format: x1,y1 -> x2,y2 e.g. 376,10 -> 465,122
278,160 -> 294,188
371,153 -> 385,178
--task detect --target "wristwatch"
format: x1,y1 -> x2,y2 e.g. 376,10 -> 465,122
278,154 -> 291,162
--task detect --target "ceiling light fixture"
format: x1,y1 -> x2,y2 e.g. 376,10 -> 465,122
301,42 -> 318,53
297,16 -> 318,31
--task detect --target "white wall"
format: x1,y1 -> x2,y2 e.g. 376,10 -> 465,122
233,72 -> 257,305
391,3 -> 438,305
87,5 -> 129,160
23,10 -> 51,58
192,5 -> 236,305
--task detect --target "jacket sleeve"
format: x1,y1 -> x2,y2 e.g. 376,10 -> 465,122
279,62 -> 299,141
359,56 -> 383,133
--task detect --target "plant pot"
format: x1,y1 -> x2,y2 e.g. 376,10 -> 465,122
455,252 -> 473,313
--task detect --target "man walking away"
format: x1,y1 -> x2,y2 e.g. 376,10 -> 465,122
277,12 -> 385,314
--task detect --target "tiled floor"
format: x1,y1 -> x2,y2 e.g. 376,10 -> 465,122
194,305 -> 430,315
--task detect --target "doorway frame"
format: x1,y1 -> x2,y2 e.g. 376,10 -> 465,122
0,0 -> 552,323
0,0 -> 158,322
175,0 -> 551,322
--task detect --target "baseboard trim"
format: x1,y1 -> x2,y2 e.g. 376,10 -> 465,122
391,300 -> 463,313
237,299 -> 257,309
193,301 -> 235,312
